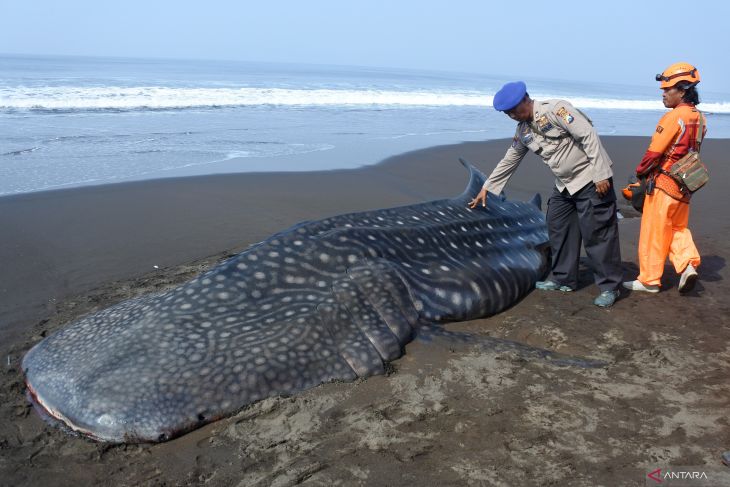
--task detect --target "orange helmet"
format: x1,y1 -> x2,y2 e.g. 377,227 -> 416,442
655,62 -> 700,89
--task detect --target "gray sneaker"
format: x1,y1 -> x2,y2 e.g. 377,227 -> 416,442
594,290 -> 620,308
535,280 -> 574,292
678,264 -> 698,293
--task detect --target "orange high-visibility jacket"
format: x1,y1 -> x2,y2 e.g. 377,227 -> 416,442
636,103 -> 707,200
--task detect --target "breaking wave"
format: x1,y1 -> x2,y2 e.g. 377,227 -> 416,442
3,86 -> 729,113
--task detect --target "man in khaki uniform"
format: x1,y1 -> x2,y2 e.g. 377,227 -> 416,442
469,81 -> 623,307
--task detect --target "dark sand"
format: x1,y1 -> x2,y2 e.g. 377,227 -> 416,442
2,136 -> 730,486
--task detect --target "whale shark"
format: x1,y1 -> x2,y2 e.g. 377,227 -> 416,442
23,159 -> 558,443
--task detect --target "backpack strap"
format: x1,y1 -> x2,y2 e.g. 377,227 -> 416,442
695,109 -> 704,153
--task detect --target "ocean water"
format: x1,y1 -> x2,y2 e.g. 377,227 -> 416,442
1,54 -> 729,196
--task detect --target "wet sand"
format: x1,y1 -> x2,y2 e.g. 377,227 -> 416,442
2,136 -> 730,486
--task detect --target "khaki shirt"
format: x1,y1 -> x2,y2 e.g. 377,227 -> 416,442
483,99 -> 613,195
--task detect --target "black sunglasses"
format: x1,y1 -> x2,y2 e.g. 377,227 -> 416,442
655,68 -> 697,83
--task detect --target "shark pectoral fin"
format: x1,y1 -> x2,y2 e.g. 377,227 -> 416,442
332,278 -> 402,364
348,260 -> 416,345
368,261 -> 419,320
317,298 -> 385,378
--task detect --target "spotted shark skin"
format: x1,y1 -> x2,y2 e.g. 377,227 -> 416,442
23,159 -> 551,443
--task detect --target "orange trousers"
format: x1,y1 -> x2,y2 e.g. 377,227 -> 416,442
637,189 -> 700,286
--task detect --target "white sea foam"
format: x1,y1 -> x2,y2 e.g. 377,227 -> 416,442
0,86 -> 486,110
3,86 -> 729,113
536,94 -> 730,113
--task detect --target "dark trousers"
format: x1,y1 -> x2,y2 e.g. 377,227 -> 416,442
546,180 -> 623,292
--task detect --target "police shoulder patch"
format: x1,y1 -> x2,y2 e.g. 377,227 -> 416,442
556,106 -> 574,124
656,125 -> 664,134
536,115 -> 554,132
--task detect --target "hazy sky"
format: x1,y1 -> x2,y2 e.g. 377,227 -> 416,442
2,0 -> 729,92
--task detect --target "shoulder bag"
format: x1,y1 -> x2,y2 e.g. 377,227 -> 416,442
667,111 -> 709,193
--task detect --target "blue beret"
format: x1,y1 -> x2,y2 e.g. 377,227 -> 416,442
493,81 -> 527,111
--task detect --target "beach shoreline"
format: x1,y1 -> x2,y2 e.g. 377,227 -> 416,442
2,135 -> 730,486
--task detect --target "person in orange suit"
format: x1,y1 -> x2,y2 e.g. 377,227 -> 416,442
623,62 -> 706,294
